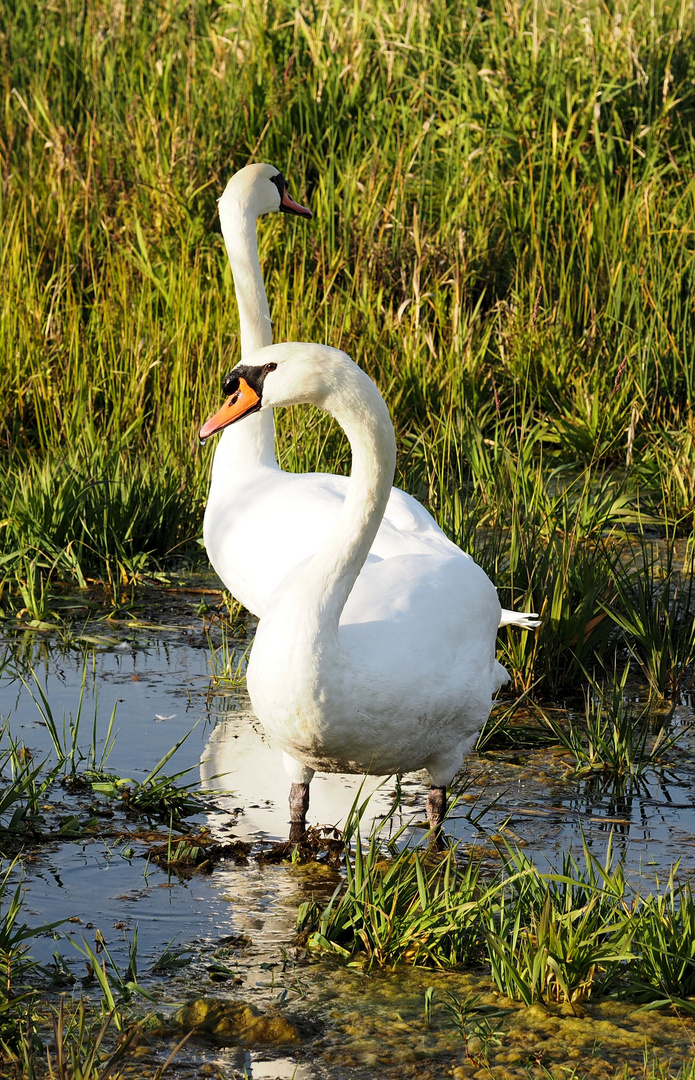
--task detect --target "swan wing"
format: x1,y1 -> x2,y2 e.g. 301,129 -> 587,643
205,471 -> 462,615
261,552 -> 508,782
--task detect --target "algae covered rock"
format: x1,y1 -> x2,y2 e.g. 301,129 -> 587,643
176,997 -> 301,1046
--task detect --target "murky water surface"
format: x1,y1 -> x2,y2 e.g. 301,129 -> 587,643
2,598 -> 695,1078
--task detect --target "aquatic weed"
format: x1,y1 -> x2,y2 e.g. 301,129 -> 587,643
0,732 -> 59,844
4,998 -> 189,1080
606,537 -> 695,699
436,989 -> 506,1065
21,660 -> 117,779
301,801 -> 695,1010
298,800 -> 486,967
0,860 -> 64,1050
486,838 -> 635,1005
87,725 -> 206,828
540,664 -> 688,780
630,872 -> 695,1010
73,930 -> 156,1020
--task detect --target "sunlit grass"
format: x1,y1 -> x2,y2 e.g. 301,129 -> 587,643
300,803 -> 695,1014
3,13 -> 695,1072
2,0 -> 695,698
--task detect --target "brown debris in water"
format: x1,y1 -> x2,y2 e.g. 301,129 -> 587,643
257,824 -> 344,867
144,832 -> 252,874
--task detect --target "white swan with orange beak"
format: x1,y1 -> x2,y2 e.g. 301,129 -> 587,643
203,165 -> 538,631
201,342 -> 509,839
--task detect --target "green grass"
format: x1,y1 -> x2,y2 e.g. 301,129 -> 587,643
540,663 -> 689,779
299,805 -> 695,1013
4,9 -> 695,1068
2,0 -> 695,697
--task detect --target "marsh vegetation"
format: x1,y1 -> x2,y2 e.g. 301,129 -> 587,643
3,0 -> 695,1075
1,635 -> 695,1079
1,0 -> 695,699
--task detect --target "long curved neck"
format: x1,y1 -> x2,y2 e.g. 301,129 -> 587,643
220,206 -> 272,356
215,194 -> 277,471
285,365 -> 397,634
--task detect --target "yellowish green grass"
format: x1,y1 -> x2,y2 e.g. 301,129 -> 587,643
2,0 -> 695,692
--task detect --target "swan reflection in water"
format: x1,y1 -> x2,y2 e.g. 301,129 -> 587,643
200,708 -> 423,841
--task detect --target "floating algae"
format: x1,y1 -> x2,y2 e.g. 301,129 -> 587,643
301,963 -> 695,1079
175,997 -> 303,1046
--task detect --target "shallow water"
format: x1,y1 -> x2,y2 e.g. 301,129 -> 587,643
3,609 -> 695,1077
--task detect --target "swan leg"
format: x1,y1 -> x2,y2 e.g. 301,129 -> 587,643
426,785 -> 447,847
289,782 -> 310,841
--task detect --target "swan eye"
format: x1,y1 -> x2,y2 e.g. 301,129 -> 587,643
269,173 -> 285,200
264,363 -> 277,374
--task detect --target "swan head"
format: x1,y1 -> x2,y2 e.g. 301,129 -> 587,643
218,163 -> 312,221
199,343 -> 354,442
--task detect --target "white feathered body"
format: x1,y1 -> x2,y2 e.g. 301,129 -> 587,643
233,344 -> 509,789
248,550 -> 507,785
204,453 -> 462,617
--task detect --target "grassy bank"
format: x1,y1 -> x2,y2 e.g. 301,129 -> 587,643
2,0 -> 695,696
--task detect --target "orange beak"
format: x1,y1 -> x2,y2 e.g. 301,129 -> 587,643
280,186 -> 312,219
199,378 -> 261,443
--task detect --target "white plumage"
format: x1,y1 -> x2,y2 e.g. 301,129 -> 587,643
201,342 -> 509,836
203,164 -> 538,631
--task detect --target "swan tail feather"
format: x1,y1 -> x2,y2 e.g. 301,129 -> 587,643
498,609 -> 541,630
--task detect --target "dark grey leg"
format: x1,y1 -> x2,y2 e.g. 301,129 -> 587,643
426,785 -> 447,847
289,782 -> 310,842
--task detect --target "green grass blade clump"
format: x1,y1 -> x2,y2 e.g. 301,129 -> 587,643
631,873 -> 695,1009
540,663 -> 691,779
301,801 -> 695,1010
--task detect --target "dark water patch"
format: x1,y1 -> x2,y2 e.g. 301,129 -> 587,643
452,724 -> 695,876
